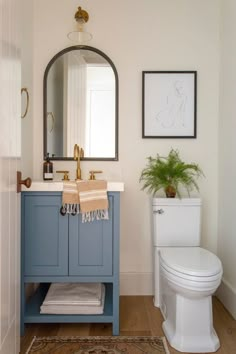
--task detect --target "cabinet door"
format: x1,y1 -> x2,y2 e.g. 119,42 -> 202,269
23,194 -> 68,276
69,195 -> 113,276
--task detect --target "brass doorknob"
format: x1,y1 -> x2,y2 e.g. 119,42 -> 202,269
17,171 -> 32,193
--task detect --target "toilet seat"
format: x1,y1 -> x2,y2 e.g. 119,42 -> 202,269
160,263 -> 222,293
160,247 -> 222,282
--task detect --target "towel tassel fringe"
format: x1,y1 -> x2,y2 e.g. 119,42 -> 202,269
82,209 -> 109,223
61,203 -> 80,215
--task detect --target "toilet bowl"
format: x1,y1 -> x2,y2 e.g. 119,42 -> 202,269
152,198 -> 223,353
159,247 -> 222,353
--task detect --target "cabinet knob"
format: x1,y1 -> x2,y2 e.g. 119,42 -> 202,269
60,206 -> 67,216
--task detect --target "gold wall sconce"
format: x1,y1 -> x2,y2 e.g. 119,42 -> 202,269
67,6 -> 92,44
21,87 -> 29,119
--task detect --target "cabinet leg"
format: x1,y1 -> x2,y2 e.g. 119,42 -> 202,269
20,323 -> 25,337
112,280 -> 119,335
112,320 -> 119,336
20,281 -> 26,337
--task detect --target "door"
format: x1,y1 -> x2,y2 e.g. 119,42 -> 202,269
69,195 -> 113,276
0,0 -> 21,353
23,194 -> 68,276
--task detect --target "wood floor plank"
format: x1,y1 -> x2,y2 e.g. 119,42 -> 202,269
20,296 -> 236,354
120,296 -> 150,332
57,323 -> 91,336
89,323 -> 112,336
211,297 -> 236,354
143,296 -> 165,336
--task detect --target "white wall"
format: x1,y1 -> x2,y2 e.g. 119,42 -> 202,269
24,0 -> 221,294
217,0 -> 236,319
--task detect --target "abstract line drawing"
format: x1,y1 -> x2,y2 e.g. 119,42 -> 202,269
156,80 -> 188,128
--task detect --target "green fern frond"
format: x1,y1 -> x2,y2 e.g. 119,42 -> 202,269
140,149 -> 204,198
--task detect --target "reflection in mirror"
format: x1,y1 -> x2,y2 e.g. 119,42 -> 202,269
44,46 -> 118,160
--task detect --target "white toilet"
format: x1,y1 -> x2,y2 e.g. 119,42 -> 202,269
153,198 -> 223,353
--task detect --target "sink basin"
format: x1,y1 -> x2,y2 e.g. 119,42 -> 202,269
22,181 -> 124,192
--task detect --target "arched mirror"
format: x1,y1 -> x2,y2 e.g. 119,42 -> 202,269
44,46 -> 118,160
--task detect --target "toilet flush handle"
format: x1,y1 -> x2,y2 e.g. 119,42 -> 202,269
154,209 -> 164,214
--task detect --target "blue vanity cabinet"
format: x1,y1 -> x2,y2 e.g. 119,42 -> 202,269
21,191 -> 120,336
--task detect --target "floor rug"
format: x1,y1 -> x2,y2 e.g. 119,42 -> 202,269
25,336 -> 170,354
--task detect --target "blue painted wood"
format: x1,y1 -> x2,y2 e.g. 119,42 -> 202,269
23,194 -> 68,276
24,276 -> 115,283
69,195 -> 113,276
21,195 -> 26,335
20,282 -> 25,336
110,193 -> 120,335
21,191 -> 120,336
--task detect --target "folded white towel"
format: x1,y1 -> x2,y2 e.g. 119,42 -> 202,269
42,283 -> 103,306
40,284 -> 105,315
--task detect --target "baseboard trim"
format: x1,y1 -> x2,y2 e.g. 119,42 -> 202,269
120,272 -> 153,295
216,277 -> 236,320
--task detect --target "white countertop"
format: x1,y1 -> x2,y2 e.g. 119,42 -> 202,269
22,181 -> 124,192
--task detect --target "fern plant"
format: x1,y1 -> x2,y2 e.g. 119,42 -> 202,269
140,149 -> 204,198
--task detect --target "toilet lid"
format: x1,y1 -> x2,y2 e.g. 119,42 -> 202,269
160,247 -> 222,277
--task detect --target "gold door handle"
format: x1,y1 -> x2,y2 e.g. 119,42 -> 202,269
17,171 -> 32,193
21,88 -> 29,118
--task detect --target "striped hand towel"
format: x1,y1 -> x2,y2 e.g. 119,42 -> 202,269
61,181 -> 80,215
77,180 -> 109,223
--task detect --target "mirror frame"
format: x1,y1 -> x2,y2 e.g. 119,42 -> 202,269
43,45 -> 119,161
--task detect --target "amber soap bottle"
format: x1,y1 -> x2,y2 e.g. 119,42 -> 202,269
43,153 -> 53,180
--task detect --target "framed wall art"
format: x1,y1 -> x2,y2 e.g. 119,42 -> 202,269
142,71 -> 197,138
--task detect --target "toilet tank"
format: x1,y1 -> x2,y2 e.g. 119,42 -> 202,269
152,198 -> 201,247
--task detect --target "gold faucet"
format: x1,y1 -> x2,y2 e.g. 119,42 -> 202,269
73,144 -> 84,180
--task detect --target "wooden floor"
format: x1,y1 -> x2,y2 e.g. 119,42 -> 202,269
20,296 -> 236,354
